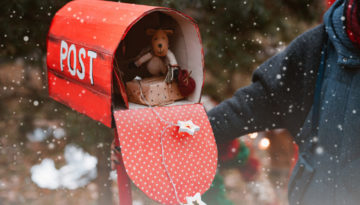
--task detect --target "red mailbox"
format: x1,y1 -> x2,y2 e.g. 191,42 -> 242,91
47,1 -> 217,204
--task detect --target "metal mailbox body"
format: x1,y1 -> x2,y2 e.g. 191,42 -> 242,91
47,0 -> 204,127
47,1 -> 217,204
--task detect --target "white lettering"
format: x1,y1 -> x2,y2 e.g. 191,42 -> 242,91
59,40 -> 97,85
60,40 -> 68,71
67,44 -> 77,76
87,50 -> 97,85
78,48 -> 86,80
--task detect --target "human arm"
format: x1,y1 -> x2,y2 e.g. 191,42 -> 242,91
208,25 -> 326,144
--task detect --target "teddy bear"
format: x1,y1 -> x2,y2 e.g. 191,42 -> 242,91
130,28 -> 178,83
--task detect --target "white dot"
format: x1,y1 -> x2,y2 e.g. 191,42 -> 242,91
316,146 -> 324,155
23,36 -> 29,42
33,100 -> 39,106
337,124 -> 343,131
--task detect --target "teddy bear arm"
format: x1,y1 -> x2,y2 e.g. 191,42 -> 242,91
147,56 -> 167,76
166,50 -> 178,66
134,52 -> 153,67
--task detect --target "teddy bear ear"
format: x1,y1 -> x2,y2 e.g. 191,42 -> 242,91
164,29 -> 174,35
146,28 -> 156,36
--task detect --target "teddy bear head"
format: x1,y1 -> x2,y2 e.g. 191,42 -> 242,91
146,28 -> 173,57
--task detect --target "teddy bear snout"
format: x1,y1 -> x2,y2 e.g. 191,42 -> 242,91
158,43 -> 162,48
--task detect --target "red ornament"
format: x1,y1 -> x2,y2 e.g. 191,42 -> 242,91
177,68 -> 196,97
326,0 -> 336,8
218,139 -> 240,162
239,157 -> 260,182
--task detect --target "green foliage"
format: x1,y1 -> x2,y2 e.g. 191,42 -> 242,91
0,0 -> 69,61
203,174 -> 233,205
236,142 -> 250,166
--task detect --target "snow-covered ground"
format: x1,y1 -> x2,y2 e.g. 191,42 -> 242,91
31,144 -> 97,190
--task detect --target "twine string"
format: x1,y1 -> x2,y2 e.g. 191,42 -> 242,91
137,79 -> 184,205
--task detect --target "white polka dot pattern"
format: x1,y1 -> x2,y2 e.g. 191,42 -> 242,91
114,104 -> 218,204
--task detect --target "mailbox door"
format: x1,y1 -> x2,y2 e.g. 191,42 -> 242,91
113,103 -> 217,205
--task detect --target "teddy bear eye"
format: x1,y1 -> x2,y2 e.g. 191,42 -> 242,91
154,37 -> 158,40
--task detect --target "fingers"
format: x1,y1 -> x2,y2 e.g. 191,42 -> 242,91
110,140 -> 122,170
114,146 -> 121,153
111,151 -> 120,170
111,155 -> 121,170
111,139 -> 121,152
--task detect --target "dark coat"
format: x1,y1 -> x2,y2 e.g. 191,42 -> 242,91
208,1 -> 360,204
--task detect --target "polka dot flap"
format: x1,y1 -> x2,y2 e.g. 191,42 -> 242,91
114,103 -> 218,204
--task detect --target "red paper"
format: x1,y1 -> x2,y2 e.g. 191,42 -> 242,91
114,104 -> 217,204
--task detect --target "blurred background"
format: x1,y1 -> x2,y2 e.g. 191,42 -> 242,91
0,0 -> 330,204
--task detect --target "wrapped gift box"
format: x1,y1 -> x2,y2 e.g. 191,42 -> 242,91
126,76 -> 184,106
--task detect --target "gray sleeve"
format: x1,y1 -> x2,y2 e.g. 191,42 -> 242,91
207,24 -> 325,143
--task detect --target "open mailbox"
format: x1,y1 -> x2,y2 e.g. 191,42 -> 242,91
47,1 -> 217,204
